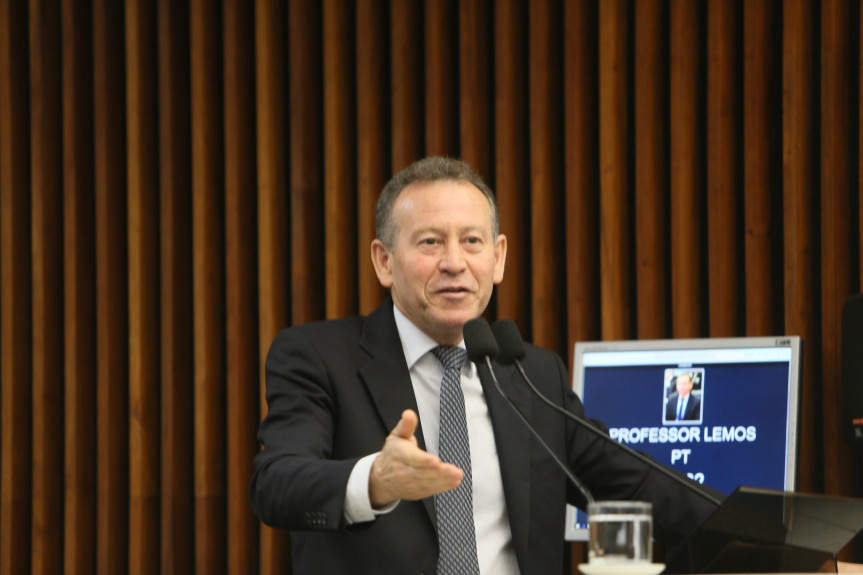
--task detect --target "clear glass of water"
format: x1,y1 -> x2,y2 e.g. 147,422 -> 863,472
587,501 -> 653,565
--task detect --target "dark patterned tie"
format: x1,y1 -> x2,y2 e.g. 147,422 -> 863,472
432,345 -> 480,575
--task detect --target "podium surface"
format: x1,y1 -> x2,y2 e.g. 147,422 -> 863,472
665,487 -> 863,574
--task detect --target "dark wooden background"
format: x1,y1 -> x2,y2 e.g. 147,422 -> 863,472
2,0 -> 862,573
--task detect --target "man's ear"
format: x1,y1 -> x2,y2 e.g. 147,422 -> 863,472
370,239 -> 394,288
493,234 -> 507,285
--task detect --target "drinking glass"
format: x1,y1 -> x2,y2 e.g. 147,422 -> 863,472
587,501 -> 653,565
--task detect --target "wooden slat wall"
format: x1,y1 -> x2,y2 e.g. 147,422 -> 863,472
30,1 -> 63,574
598,0 -> 630,341
1,2 -> 862,573
190,1 -> 225,572
157,1 -> 193,572
495,0 -> 530,331
1,1 -> 32,574
669,0 -> 705,339
93,1 -> 129,573
634,0 -> 667,341
224,0 -> 259,573
821,0 -> 856,499
62,1 -> 96,572
564,0 -> 599,350
126,1 -> 160,573
356,0 -> 388,316
743,0 -> 779,337
254,0 -> 290,571
783,0 -> 822,497
706,0 -> 741,338
529,0 -> 564,350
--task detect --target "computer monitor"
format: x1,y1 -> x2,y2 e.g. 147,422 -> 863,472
564,336 -> 803,541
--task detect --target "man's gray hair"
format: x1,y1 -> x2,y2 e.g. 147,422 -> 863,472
374,157 -> 499,250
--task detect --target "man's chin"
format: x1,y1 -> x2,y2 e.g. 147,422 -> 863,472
432,311 -> 481,334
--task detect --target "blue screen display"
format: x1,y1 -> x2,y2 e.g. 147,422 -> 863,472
581,361 -> 791,494
569,342 -> 799,535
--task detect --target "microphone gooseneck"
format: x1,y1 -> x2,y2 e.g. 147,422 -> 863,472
463,318 -> 595,505
490,319 -> 723,509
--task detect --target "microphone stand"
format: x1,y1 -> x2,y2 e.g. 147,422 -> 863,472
479,355 -> 595,506
508,355 -> 722,508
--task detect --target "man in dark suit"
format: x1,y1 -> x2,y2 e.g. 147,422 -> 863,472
249,157 -> 719,574
665,371 -> 702,422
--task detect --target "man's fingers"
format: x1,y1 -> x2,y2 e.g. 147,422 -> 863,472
369,410 -> 470,505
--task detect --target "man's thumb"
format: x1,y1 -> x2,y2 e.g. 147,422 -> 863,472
391,409 -> 418,439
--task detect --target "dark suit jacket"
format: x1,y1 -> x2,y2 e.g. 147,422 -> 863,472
250,300 -> 720,575
665,393 -> 702,422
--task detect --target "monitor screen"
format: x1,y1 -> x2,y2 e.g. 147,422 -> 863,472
564,336 -> 802,541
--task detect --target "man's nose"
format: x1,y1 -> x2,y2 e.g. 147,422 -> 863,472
439,242 -> 467,271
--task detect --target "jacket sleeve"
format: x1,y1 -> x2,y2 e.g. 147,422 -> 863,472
249,326 -> 360,532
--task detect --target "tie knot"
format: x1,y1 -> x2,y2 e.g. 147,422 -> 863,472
433,346 -> 466,371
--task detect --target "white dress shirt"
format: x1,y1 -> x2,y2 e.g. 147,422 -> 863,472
343,305 -> 520,575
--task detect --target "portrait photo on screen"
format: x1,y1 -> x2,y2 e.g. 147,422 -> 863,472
663,368 -> 704,425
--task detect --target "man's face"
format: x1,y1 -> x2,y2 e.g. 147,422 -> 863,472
371,180 -> 507,345
676,373 -> 693,397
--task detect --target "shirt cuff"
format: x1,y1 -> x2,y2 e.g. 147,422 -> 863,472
343,452 -> 400,524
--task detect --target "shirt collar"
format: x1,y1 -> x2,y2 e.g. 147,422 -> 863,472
392,303 -> 470,373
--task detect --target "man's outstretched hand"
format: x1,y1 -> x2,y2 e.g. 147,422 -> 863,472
368,409 -> 464,507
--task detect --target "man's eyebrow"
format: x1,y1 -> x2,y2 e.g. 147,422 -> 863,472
409,225 -> 487,238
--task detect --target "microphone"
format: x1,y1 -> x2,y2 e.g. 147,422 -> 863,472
490,318 -> 723,508
462,317 -> 595,505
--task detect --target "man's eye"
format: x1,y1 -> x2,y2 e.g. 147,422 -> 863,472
466,237 -> 480,244
422,238 -> 438,245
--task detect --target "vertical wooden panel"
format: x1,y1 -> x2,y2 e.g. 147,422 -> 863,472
426,0 -> 458,156
158,0 -> 193,572
223,1 -> 259,572
93,1 -> 129,572
8,1 -> 863,571
254,0 -> 291,571
62,1 -> 96,573
634,0 -> 667,339
783,0 -> 820,494
564,0 -> 599,353
495,0 -> 529,332
820,0 -> 855,498
356,0 -> 389,315
29,0 -> 64,573
529,0 -> 564,352
289,0 -> 324,325
126,0 -> 160,572
190,0 -> 225,572
743,0 -> 779,336
324,0 -> 357,319
391,0 -> 424,170
598,0 -> 630,341
706,0 -> 741,337
669,0 -> 704,338
459,0 -> 492,177
0,1 -> 32,573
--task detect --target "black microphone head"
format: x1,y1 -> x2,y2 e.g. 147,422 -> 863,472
463,318 -> 499,363
491,319 -> 527,364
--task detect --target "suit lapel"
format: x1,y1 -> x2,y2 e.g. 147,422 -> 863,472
480,360 -> 532,564
356,300 -> 436,522
357,300 -> 427,448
